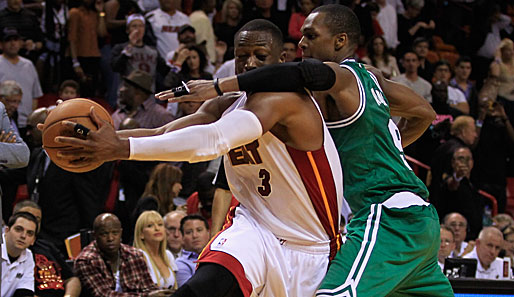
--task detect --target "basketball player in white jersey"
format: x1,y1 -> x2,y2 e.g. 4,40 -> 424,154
51,20 -> 343,297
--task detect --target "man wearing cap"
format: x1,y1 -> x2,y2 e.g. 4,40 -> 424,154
112,69 -> 174,130
0,0 -> 43,60
145,0 -> 191,58
111,14 -> 170,82
0,27 -> 43,133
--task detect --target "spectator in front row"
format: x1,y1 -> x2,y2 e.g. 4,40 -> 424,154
444,212 -> 474,257
464,227 -> 511,280
438,147 -> 485,239
176,214 -> 210,287
438,227 -> 455,272
164,210 -> 187,259
392,51 -> 432,102
74,213 -> 171,297
283,38 -> 298,62
14,200 -> 82,297
134,211 -> 179,291
1,212 -> 37,297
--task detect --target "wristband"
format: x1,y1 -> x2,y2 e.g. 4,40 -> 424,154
214,78 -> 223,96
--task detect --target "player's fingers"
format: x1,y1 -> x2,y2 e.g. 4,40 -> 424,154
89,107 -> 105,128
155,90 -> 175,100
167,94 -> 206,103
55,135 -> 89,147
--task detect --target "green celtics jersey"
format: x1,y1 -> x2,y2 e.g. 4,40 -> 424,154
327,60 -> 428,214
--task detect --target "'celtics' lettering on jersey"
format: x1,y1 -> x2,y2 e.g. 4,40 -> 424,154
327,60 -> 428,214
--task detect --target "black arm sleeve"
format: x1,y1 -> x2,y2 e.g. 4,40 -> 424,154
237,59 -> 336,93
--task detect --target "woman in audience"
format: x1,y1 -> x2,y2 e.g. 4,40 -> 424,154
163,45 -> 213,90
214,0 -> 243,61
134,210 -> 178,290
141,163 -> 184,215
361,35 -> 400,79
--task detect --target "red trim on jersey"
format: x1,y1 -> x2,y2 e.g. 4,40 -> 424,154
197,206 -> 253,297
286,146 -> 340,260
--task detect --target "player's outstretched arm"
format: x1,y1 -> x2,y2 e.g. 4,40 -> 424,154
368,66 -> 436,147
155,59 -> 336,103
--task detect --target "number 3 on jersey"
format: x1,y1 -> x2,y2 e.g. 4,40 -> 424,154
387,119 -> 412,170
258,168 -> 271,196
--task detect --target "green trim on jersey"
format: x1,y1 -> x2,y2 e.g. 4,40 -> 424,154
328,60 -> 428,214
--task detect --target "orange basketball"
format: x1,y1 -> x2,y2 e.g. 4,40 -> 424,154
42,98 -> 113,173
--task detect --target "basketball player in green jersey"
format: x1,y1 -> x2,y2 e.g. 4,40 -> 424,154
157,4 -> 454,296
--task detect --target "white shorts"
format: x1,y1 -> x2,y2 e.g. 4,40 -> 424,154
198,206 -> 330,297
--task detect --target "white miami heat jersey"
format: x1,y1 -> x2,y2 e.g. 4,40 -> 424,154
145,8 -> 190,58
223,92 -> 344,252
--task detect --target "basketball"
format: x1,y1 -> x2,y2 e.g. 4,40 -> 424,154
42,98 -> 113,173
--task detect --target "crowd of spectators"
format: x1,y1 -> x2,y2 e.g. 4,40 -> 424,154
1,0 -> 514,296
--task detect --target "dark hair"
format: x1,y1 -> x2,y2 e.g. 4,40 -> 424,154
312,4 -> 361,46
434,59 -> 451,70
180,214 -> 209,234
412,36 -> 429,48
13,200 -> 41,214
196,171 -> 215,202
59,79 -> 80,95
180,44 -> 209,75
455,56 -> 472,67
366,35 -> 391,67
283,37 -> 297,47
7,212 -> 39,233
235,19 -> 283,51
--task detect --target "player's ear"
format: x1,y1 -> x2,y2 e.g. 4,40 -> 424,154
279,50 -> 286,63
335,33 -> 347,51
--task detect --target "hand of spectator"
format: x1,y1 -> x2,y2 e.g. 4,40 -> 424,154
25,39 -> 35,51
148,289 -> 174,297
427,20 -> 436,30
54,107 -> 130,164
128,28 -> 143,46
462,240 -> 475,256
156,79 -> 217,102
455,163 -> 470,179
0,130 -> 16,143
175,47 -> 191,66
416,22 -> 428,29
74,66 -> 86,82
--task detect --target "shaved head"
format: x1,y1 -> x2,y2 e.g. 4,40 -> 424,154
93,213 -> 121,233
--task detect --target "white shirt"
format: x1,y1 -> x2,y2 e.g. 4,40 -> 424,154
141,249 -> 178,289
189,10 -> 216,63
450,241 -> 468,258
464,249 -> 511,280
376,4 -> 399,49
1,234 -> 35,297
447,85 -> 467,106
214,59 -> 236,79
145,8 -> 191,58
